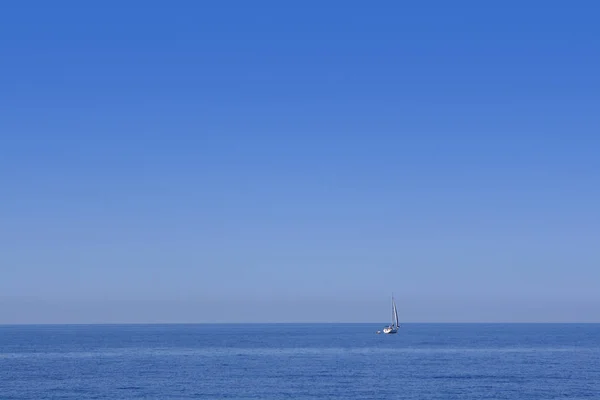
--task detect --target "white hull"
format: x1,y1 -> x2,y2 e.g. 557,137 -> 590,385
382,326 -> 398,334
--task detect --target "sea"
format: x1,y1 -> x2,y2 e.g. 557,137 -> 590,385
1,323 -> 599,399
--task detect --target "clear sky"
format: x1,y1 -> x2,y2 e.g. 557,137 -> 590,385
1,1 -> 599,323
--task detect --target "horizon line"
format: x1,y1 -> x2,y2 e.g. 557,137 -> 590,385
2,321 -> 600,326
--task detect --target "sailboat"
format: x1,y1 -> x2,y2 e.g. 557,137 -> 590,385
382,295 -> 400,334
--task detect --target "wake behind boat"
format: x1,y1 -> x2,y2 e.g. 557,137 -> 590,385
380,295 -> 400,334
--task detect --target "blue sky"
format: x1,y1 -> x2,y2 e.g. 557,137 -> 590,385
1,1 -> 599,323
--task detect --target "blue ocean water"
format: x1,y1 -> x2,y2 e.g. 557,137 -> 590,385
1,324 -> 599,399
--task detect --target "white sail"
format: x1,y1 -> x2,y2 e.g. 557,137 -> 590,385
393,299 -> 399,328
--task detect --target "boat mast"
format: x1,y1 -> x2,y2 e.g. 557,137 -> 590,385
391,294 -> 399,328
391,294 -> 394,326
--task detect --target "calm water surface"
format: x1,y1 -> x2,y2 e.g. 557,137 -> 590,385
1,324 -> 599,399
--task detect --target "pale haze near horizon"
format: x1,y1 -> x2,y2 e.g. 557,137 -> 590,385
2,2 -> 599,324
